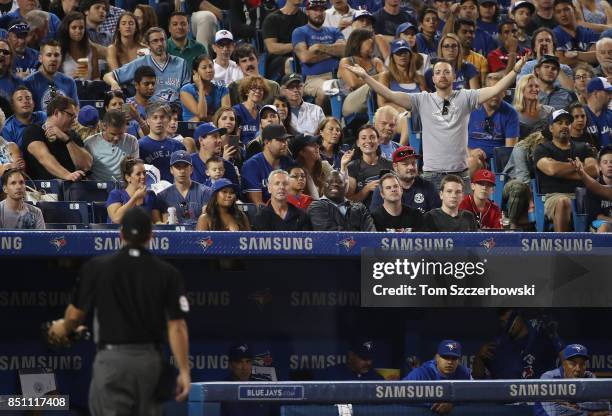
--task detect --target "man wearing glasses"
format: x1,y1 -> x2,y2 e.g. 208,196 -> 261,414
156,150 -> 212,225
21,95 -> 92,180
24,40 -> 79,112
345,53 -> 531,192
468,72 -> 519,173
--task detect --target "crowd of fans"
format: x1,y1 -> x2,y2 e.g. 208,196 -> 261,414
0,0 -> 610,232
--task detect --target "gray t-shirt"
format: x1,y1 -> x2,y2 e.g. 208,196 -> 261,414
84,132 -> 139,181
409,89 -> 480,172
0,200 -> 45,229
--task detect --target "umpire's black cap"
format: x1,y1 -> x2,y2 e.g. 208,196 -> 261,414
121,207 -> 152,239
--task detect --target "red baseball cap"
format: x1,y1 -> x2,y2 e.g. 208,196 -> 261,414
472,169 -> 496,185
392,146 -> 421,163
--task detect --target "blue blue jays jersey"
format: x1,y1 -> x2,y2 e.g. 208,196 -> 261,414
138,136 -> 186,182
403,359 -> 472,381
24,71 -> 79,112
585,105 -> 612,148
12,47 -> 38,76
114,55 -> 190,102
241,152 -> 293,202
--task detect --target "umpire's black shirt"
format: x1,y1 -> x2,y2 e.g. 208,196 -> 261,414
73,246 -> 188,345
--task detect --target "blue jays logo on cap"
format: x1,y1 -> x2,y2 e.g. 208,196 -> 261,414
437,339 -> 462,358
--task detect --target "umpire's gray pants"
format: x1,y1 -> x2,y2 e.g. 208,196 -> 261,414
89,347 -> 163,416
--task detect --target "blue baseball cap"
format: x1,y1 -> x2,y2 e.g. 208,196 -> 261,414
562,344 -> 589,360
586,77 -> 612,94
437,340 -> 462,358
78,105 -> 99,128
211,178 -> 237,194
396,22 -> 416,37
170,150 -> 192,166
194,122 -> 227,140
350,339 -> 376,360
390,39 -> 412,55
228,343 -> 253,361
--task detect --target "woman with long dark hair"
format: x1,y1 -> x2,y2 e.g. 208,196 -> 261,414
272,96 -> 294,135
290,134 -> 333,199
134,5 -> 158,36
107,12 -> 147,71
196,179 -> 250,231
58,11 -> 100,80
180,54 -> 229,122
337,28 -> 384,117
212,106 -> 242,167
106,157 -> 161,224
317,117 -> 344,169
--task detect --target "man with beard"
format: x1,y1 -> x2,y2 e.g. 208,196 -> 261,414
0,169 -> 45,229
292,0 -> 345,107
7,21 -> 38,78
453,18 -> 488,85
552,0 -> 598,67
371,172 -> 424,232
583,77 -> 612,147
534,55 -> 577,110
468,72 -> 519,172
242,124 -> 294,204
370,146 -> 440,213
535,344 -> 611,416
227,43 -> 280,106
345,55 -> 531,192
191,123 -> 240,187
2,86 -> 46,148
212,30 -> 243,86
24,40 -> 79,112
404,340 -> 471,415
534,109 -> 597,231
307,170 -> 376,231
104,28 -> 189,103
166,12 -> 207,71
22,95 -> 92,180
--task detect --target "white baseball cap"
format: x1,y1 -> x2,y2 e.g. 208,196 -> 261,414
215,30 -> 234,44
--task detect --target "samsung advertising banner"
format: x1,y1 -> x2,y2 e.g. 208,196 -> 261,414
361,249 -> 612,307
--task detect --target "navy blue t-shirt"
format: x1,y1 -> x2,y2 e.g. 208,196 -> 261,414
370,176 -> 441,213
468,101 -> 520,158
138,136 -> 186,182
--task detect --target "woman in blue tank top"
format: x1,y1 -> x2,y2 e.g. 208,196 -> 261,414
424,33 -> 480,92
180,54 -> 229,122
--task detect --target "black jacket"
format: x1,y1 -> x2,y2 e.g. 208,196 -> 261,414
307,197 -> 376,232
252,202 -> 311,231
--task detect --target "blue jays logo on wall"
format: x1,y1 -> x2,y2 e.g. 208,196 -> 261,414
197,237 -> 214,251
337,237 -> 356,252
249,289 -> 272,310
480,237 -> 496,252
50,236 -> 67,251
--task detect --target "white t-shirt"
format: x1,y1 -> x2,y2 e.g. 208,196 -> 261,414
213,60 -> 244,86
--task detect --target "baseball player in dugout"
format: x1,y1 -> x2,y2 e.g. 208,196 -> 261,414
47,206 -> 191,415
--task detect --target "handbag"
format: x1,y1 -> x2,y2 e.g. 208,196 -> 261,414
153,357 -> 177,402
25,185 -> 58,203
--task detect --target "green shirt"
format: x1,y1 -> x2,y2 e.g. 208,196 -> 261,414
167,38 -> 208,70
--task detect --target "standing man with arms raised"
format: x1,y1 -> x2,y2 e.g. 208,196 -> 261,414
344,52 -> 532,192
48,207 -> 191,414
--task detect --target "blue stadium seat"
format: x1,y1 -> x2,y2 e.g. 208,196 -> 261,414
237,203 -> 259,224
572,187 -> 588,232
530,178 -> 553,232
407,117 -> 422,157
37,201 -> 89,225
62,180 -> 115,203
25,179 -> 63,200
258,52 -> 267,77
45,223 -> 88,230
492,146 -> 513,207
90,201 -> 109,223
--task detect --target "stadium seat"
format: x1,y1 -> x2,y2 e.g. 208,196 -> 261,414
237,203 -> 259,224
63,181 -> 115,203
407,117 -> 422,157
572,187 -> 588,232
45,223 -> 88,230
37,201 -> 89,225
178,121 -> 200,138
25,179 -> 63,201
90,201 -> 109,223
258,52 -> 267,77
492,146 -> 513,207
530,178 -> 553,232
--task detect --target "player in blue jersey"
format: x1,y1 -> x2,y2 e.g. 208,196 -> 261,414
319,339 -> 384,381
404,340 -> 471,414
24,40 -> 79,112
138,102 -> 185,182
104,27 -> 189,102
241,124 -> 294,204
473,309 -> 564,380
7,21 -> 39,78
